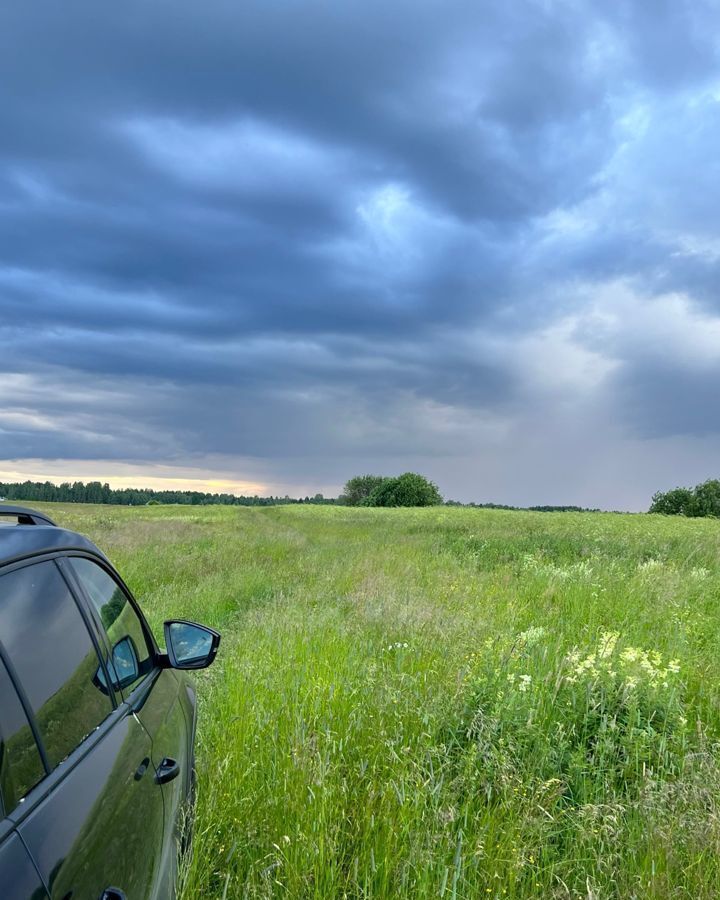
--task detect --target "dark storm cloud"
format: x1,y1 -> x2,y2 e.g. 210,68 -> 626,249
1,0 -> 720,506
615,364 -> 720,439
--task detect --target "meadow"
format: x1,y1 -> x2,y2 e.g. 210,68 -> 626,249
40,502 -> 720,898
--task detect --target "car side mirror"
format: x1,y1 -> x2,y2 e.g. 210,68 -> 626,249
164,620 -> 220,670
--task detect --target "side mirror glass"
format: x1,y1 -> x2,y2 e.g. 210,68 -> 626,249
164,620 -> 220,670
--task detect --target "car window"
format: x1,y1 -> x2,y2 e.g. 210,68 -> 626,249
0,656 -> 45,814
69,558 -> 153,696
0,561 -> 113,770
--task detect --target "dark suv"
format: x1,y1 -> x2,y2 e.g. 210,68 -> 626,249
0,506 -> 220,900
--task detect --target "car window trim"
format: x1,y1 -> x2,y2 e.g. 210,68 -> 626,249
125,665 -> 162,713
0,641 -> 51,780
57,557 -> 126,708
0,818 -> 12,842
54,558 -> 119,712
63,552 -> 160,700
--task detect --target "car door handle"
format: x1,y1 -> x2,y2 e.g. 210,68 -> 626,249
101,889 -> 127,900
134,756 -> 151,781
155,756 -> 180,785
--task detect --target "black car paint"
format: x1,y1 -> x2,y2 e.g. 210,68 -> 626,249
0,512 -> 217,899
0,827 -> 46,900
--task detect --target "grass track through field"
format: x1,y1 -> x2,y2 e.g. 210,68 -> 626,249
38,503 -> 720,898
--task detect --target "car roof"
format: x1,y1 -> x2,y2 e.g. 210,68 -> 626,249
0,506 -> 106,569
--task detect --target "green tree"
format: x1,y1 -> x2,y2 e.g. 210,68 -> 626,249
692,479 -> 720,517
340,475 -> 389,506
364,472 -> 442,507
650,480 -> 720,517
649,487 -> 694,515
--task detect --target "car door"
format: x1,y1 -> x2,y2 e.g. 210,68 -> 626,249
0,557 -> 166,899
0,654 -> 49,900
0,825 -> 48,900
66,554 -> 192,893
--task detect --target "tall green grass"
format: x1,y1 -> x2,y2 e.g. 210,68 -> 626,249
40,503 -> 720,898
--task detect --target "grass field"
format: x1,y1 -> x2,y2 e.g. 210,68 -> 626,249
38,503 -> 720,898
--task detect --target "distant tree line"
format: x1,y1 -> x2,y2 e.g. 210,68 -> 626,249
444,501 -> 600,512
649,479 -> 720,517
337,474 -> 601,511
0,480 -> 336,507
0,476 -> 606,512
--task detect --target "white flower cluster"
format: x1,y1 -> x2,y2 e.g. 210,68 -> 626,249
565,631 -> 681,689
385,641 -> 410,652
520,554 -> 595,581
637,558 -> 664,572
516,625 -> 546,648
506,672 -> 533,691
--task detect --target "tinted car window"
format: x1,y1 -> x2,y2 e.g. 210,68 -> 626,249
0,561 -> 113,769
0,656 -> 45,813
70,558 -> 153,696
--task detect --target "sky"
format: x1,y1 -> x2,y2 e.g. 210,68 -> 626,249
1,0 -> 719,510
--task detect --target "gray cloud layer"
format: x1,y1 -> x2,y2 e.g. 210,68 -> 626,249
1,0 -> 719,507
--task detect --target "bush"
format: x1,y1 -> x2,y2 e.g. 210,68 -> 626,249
649,487 -> 694,515
650,479 -> 720,517
693,479 -> 720,516
339,475 -> 389,506
363,472 -> 442,507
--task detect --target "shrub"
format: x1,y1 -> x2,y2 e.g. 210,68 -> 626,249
650,479 -> 720,517
363,472 -> 442,507
339,475 -> 389,506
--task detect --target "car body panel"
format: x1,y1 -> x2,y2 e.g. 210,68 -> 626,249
0,828 -> 48,900
15,707 -> 165,899
135,668 -> 193,895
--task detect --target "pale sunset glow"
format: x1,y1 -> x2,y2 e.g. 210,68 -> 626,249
0,461 -> 267,497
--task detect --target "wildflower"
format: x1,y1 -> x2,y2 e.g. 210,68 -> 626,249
638,558 -> 662,572
598,632 -> 619,659
518,674 -> 532,692
517,625 -> 546,647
